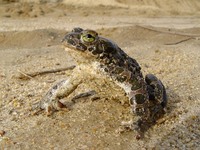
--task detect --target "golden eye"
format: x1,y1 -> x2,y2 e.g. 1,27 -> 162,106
81,33 -> 95,43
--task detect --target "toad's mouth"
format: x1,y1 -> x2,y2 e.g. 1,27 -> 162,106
64,46 -> 84,61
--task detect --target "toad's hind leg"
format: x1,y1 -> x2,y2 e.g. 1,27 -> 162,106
145,74 -> 167,120
122,74 -> 167,139
37,77 -> 82,115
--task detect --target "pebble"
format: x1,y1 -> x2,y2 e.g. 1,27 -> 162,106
0,130 -> 5,137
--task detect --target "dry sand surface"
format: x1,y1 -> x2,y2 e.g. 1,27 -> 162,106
0,0 -> 200,149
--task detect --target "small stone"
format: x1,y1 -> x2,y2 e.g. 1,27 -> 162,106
0,130 -> 5,137
55,63 -> 60,65
188,96 -> 192,100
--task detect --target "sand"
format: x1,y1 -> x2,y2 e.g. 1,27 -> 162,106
0,0 -> 200,149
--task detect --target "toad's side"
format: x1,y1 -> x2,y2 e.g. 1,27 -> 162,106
35,27 -> 167,139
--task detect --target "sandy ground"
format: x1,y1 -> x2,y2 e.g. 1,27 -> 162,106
0,0 -> 200,149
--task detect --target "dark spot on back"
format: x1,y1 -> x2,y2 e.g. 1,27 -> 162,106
135,94 -> 145,104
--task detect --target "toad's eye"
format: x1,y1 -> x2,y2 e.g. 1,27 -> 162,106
81,34 -> 95,43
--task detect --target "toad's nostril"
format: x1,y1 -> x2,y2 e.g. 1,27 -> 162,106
67,39 -> 76,46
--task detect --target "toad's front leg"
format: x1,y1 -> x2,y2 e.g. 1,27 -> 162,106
36,75 -> 82,115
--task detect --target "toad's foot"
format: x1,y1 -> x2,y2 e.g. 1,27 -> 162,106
33,77 -> 82,115
117,119 -> 149,139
